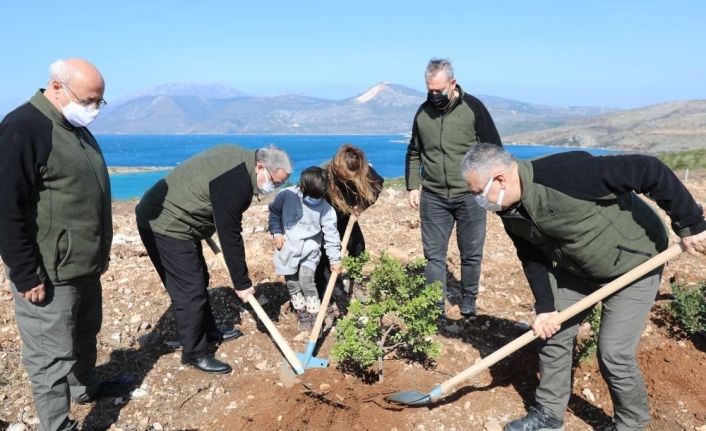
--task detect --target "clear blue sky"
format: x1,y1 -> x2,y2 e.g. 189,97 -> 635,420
1,0 -> 705,113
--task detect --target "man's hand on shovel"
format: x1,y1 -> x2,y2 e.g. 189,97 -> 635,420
235,286 -> 255,301
533,311 -> 561,340
682,231 -> 706,256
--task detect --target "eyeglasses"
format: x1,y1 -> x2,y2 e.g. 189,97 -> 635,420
471,177 -> 494,197
62,83 -> 107,110
264,167 -> 284,187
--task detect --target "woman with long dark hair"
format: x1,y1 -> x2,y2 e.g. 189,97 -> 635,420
315,144 -> 384,298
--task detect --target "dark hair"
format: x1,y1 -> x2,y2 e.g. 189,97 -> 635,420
299,166 -> 329,199
327,144 -> 381,214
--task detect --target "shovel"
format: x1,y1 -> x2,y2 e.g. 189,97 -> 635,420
205,237 -> 305,375
386,243 -> 685,406
297,214 -> 358,369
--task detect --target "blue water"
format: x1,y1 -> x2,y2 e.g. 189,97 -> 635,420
100,135 -> 618,200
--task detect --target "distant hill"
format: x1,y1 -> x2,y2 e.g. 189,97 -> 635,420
91,82 -> 617,135
504,100 -> 706,153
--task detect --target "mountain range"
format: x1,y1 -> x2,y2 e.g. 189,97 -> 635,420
91,82 -> 615,136
504,100 -> 706,153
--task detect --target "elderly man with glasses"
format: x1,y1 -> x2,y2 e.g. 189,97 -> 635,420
136,144 -> 293,374
0,58 -> 134,431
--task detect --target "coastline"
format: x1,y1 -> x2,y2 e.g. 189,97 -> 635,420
108,166 -> 173,174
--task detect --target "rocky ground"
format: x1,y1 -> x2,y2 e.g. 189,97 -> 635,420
1,171 -> 706,431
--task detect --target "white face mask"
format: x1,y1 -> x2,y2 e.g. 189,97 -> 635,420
257,168 -> 276,195
61,86 -> 100,127
474,177 -> 505,212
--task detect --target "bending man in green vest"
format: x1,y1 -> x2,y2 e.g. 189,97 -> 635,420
461,143 -> 706,431
136,144 -> 292,374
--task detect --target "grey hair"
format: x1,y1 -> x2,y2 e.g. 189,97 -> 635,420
256,145 -> 293,174
425,58 -> 454,80
48,59 -> 77,85
461,143 -> 517,181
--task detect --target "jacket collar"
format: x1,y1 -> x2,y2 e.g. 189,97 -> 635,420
30,89 -> 75,131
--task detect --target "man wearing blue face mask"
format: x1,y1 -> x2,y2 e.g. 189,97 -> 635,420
0,58 -> 134,431
136,144 -> 292,374
268,166 -> 342,332
461,143 -> 706,431
406,58 -> 502,318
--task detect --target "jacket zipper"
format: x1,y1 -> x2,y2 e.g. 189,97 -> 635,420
74,130 -> 106,272
439,112 -> 449,198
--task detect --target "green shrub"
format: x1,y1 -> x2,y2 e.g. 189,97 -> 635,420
574,305 -> 602,364
657,149 -> 706,171
331,251 -> 443,381
669,281 -> 706,335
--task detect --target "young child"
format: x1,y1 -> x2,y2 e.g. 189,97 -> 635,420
268,166 -> 342,332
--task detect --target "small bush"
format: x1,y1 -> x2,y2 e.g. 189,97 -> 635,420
574,305 -> 602,364
331,251 -> 443,381
669,281 -> 706,335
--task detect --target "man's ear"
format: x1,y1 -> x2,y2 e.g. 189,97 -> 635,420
496,173 -> 507,188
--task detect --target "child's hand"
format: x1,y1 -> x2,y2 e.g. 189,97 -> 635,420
330,263 -> 342,274
274,235 -> 285,250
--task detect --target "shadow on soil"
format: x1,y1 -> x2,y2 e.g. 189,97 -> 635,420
81,285 -> 243,431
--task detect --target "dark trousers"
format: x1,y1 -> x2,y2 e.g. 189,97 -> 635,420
138,227 -> 219,361
12,279 -> 101,431
315,213 -> 364,296
419,189 -> 487,300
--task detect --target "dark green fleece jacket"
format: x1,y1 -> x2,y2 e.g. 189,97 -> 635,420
406,85 -> 502,198
0,90 -> 112,291
501,152 -> 705,313
136,144 -> 259,290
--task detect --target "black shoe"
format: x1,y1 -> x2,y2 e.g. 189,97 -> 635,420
209,329 -> 243,345
504,405 -> 564,431
182,355 -> 232,374
77,376 -> 135,404
460,294 -> 477,317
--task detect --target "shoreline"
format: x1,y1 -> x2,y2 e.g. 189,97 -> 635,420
108,166 -> 173,174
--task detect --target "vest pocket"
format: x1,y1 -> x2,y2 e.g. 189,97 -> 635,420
613,245 -> 652,266
53,228 -> 73,280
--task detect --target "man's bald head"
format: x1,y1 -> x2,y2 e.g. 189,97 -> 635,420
45,58 -> 105,114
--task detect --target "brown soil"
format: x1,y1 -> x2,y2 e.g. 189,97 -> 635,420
1,171 -> 706,431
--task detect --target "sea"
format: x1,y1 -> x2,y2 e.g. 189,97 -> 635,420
99,134 -> 619,200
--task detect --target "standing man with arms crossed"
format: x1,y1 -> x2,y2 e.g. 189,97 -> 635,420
406,58 -> 502,317
0,58 -> 134,431
136,144 -> 293,374
461,143 -> 706,431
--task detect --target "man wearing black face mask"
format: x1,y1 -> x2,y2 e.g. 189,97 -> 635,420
405,58 -> 502,318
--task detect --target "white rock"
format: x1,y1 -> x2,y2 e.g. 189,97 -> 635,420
484,420 -> 502,431
152,423 -> 163,431
582,388 -> 596,402
7,424 -> 27,431
319,383 -> 331,391
254,360 -> 268,370
293,332 -> 309,342
130,315 -> 142,324
130,388 -> 148,398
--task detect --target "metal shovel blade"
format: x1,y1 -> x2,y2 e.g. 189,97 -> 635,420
385,390 -> 431,405
297,342 -> 328,368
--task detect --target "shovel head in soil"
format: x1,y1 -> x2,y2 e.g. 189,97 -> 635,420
387,243 -> 684,406
205,237 -> 305,375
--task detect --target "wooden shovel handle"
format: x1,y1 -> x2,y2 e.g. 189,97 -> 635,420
309,214 -> 359,342
436,243 -> 685,400
205,237 -> 304,373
